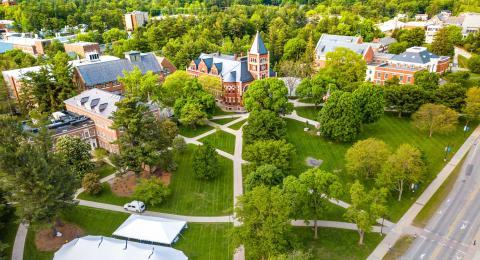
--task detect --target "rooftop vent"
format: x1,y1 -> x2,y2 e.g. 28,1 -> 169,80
99,103 -> 108,112
80,96 -> 89,105
87,52 -> 100,62
90,98 -> 100,109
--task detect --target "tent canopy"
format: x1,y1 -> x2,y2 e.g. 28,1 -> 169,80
54,236 -> 188,260
113,215 -> 187,245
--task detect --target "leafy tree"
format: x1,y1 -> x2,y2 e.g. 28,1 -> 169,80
430,26 -> 462,56
322,47 -> 367,89
283,169 -> 343,239
244,139 -> 295,174
344,181 -> 387,245
295,75 -> 335,106
157,71 -> 193,107
277,60 -> 309,95
243,109 -> 286,144
414,70 -> 439,91
134,177 -> 171,206
198,75 -> 223,99
445,71 -> 471,86
463,87 -> 480,123
412,103 -> 459,137
318,91 -> 362,142
283,37 -> 307,60
55,136 -> 94,180
435,83 -> 466,110
244,78 -> 293,114
172,136 -> 187,154
231,186 -> 292,259
384,84 -> 427,117
352,83 -> 384,124
346,138 -> 390,179
388,41 -> 408,54
173,80 -> 216,127
119,67 -> 160,101
396,28 -> 425,47
468,55 -> 480,74
245,164 -> 284,191
102,28 -> 128,43
193,143 -> 220,180
376,144 -> 425,201
82,172 -> 102,195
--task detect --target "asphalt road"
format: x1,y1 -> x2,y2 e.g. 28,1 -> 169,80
403,139 -> 480,260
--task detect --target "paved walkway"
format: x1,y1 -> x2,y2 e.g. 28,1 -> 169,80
367,125 -> 480,260
283,110 -> 319,126
291,220 -> 390,233
289,99 -> 322,108
11,222 -> 28,260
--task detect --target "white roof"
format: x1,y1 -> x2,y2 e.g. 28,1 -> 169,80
2,65 -> 42,80
462,13 -> 480,28
377,19 -> 406,32
54,236 -> 188,260
63,88 -> 123,119
113,215 -> 187,245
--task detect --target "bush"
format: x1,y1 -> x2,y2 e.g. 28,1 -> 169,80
193,143 -> 220,180
468,55 -> 480,74
172,136 -> 187,154
93,148 -> 108,161
82,173 -> 102,195
245,164 -> 284,191
134,177 -> 171,206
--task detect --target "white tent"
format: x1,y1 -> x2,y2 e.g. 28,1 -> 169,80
113,215 -> 187,245
53,236 -> 188,260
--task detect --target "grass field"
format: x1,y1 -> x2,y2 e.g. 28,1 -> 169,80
199,130 -> 236,154
210,117 -> 240,125
94,161 -> 116,178
413,156 -> 466,227
24,206 -> 233,260
384,235 -> 414,260
288,227 -> 382,259
79,145 -> 233,216
179,124 -> 214,138
458,55 -> 469,68
0,212 -> 18,259
284,112 -> 470,221
295,106 -> 321,121
229,119 -> 247,130
212,106 -> 236,116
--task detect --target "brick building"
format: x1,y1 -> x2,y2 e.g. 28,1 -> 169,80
187,31 -> 274,111
64,41 -> 101,58
314,34 -> 375,68
124,11 -> 149,31
369,47 -> 450,85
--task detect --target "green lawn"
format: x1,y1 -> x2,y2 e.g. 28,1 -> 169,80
210,117 -> 240,125
295,106 -> 321,121
285,113 -> 471,221
229,119 -> 247,130
199,130 -> 236,154
384,235 -> 414,260
212,106 -> 236,116
179,124 -> 214,138
0,212 -> 18,259
24,206 -> 233,260
79,145 -> 233,216
458,55 -> 469,68
288,227 -> 382,259
94,161 -> 116,178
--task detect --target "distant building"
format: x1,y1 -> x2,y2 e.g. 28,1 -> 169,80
426,12 -> 480,43
0,32 -> 76,55
0,20 -> 14,33
415,14 -> 429,21
64,89 -> 123,153
369,46 -> 450,85
64,41 -> 101,58
187,31 -> 274,111
124,11 -> 149,31
314,34 -> 374,68
2,0 -> 15,6
377,18 -> 406,33
22,110 -> 98,149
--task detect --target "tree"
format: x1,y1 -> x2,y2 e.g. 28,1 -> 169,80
346,138 -> 390,179
412,103 -> 459,137
396,28 -> 425,47
243,110 -> 286,144
193,143 -> 220,180
55,136 -> 94,180
243,139 -> 295,174
388,41 -> 408,54
352,83 -> 384,124
173,80 -> 216,127
134,177 -> 171,206
463,87 -> 480,123
243,78 -> 293,114
435,83 -> 466,110
119,67 -> 160,101
82,172 -> 102,195
102,28 -> 128,43
414,70 -> 439,91
322,47 -> 367,89
283,37 -> 307,60
295,75 -> 335,106
198,75 -> 223,99
468,55 -> 480,74
245,164 -> 284,191
277,60 -> 308,95
318,91 -> 362,142
384,84 -> 427,117
283,169 -> 343,239
430,26 -> 462,56
231,186 -> 292,259
157,71 -> 193,107
344,181 -> 387,245
376,144 -> 425,201
172,136 -> 187,154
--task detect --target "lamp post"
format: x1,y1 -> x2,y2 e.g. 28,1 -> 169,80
380,215 -> 385,236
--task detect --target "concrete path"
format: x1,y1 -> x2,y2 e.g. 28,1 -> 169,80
368,124 -> 480,260
11,222 -> 28,260
289,99 -> 322,107
291,220 -> 391,233
283,110 -> 319,126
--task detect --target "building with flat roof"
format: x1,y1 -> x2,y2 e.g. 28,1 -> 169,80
124,11 -> 149,31
314,33 -> 374,68
64,41 -> 101,58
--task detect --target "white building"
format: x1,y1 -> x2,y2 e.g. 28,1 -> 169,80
124,11 -> 149,31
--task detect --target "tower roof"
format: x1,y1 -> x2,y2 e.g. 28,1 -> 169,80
249,31 -> 268,55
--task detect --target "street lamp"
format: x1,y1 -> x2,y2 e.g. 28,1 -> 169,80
380,215 -> 385,236
444,145 -> 452,162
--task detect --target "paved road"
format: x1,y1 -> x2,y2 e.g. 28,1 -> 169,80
403,138 -> 480,260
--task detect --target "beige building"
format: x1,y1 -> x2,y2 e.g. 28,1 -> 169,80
64,41 -> 101,58
124,11 -> 149,31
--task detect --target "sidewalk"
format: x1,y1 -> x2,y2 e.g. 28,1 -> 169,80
367,125 -> 480,260
11,222 -> 28,260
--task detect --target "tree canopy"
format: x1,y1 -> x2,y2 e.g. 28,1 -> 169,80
243,78 -> 293,114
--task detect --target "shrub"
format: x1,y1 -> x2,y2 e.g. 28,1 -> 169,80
82,172 -> 102,195
134,177 -> 171,206
193,143 -> 220,180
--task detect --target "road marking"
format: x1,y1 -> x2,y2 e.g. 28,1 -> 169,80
420,253 -> 426,259
438,210 -> 443,214
461,223 -> 467,230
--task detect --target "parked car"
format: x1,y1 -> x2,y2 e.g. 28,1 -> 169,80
123,201 -> 146,213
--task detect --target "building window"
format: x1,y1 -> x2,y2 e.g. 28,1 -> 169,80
400,75 -> 404,81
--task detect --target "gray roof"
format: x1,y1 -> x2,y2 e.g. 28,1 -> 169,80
64,88 -> 123,119
315,33 -> 368,57
197,53 -> 254,83
379,37 -> 397,46
249,31 -> 268,55
76,52 -> 162,87
391,47 -> 441,64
